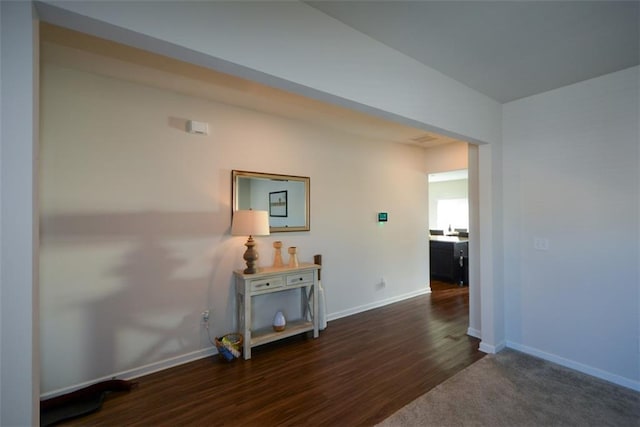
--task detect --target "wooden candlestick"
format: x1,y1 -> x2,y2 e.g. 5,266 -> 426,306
288,246 -> 299,268
273,241 -> 284,268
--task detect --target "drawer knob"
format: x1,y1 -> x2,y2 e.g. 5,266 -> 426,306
299,277 -> 303,281
266,283 -> 270,286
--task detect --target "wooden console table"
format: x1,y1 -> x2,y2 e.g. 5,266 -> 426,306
234,263 -> 320,359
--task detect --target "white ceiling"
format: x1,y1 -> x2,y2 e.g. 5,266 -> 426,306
40,2 -> 638,149
307,1 -> 640,103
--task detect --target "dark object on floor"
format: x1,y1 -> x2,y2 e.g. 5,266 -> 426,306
40,379 -> 137,426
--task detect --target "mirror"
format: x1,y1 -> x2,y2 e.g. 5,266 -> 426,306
232,170 -> 310,232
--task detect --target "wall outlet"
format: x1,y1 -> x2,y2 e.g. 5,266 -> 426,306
202,310 -> 210,323
376,277 -> 387,290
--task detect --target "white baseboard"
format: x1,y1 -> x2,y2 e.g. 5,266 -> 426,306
479,340 -> 506,354
466,327 -> 481,339
506,341 -> 640,392
42,287 -> 433,399
327,287 -> 431,322
41,346 -> 218,399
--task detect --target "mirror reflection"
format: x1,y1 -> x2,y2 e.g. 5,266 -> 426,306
232,170 -> 310,232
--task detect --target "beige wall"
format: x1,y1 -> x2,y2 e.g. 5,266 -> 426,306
3,1 -> 500,422
40,60 -> 431,393
424,141 -> 468,173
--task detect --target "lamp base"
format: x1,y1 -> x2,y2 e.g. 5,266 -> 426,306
243,235 -> 259,274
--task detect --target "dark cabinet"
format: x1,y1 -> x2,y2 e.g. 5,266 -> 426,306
429,237 -> 468,285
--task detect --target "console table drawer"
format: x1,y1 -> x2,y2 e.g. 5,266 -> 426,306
250,277 -> 284,293
286,272 -> 314,286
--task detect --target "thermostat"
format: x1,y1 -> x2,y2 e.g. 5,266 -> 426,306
378,212 -> 388,222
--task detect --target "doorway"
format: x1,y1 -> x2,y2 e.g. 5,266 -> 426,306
424,141 -> 481,340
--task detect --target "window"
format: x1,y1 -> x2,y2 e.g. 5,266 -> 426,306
436,198 -> 468,232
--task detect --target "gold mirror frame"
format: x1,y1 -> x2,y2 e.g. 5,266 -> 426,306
232,170 -> 310,233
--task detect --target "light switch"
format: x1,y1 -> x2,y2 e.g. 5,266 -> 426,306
533,237 -> 549,251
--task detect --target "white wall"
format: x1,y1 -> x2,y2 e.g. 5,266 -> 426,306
467,145 -> 481,338
0,2 -> 40,425
503,66 -> 640,389
39,61 -> 430,393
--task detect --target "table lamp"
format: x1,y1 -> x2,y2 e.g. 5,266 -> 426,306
231,210 -> 270,274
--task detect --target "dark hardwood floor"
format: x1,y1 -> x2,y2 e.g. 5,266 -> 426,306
60,281 -> 483,426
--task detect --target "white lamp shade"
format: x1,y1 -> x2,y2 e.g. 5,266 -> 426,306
231,210 -> 270,236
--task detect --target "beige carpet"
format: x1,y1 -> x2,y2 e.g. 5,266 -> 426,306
378,349 -> 639,427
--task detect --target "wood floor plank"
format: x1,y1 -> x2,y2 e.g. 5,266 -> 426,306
57,281 -> 483,426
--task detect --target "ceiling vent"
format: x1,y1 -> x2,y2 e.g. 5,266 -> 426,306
410,134 -> 438,144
